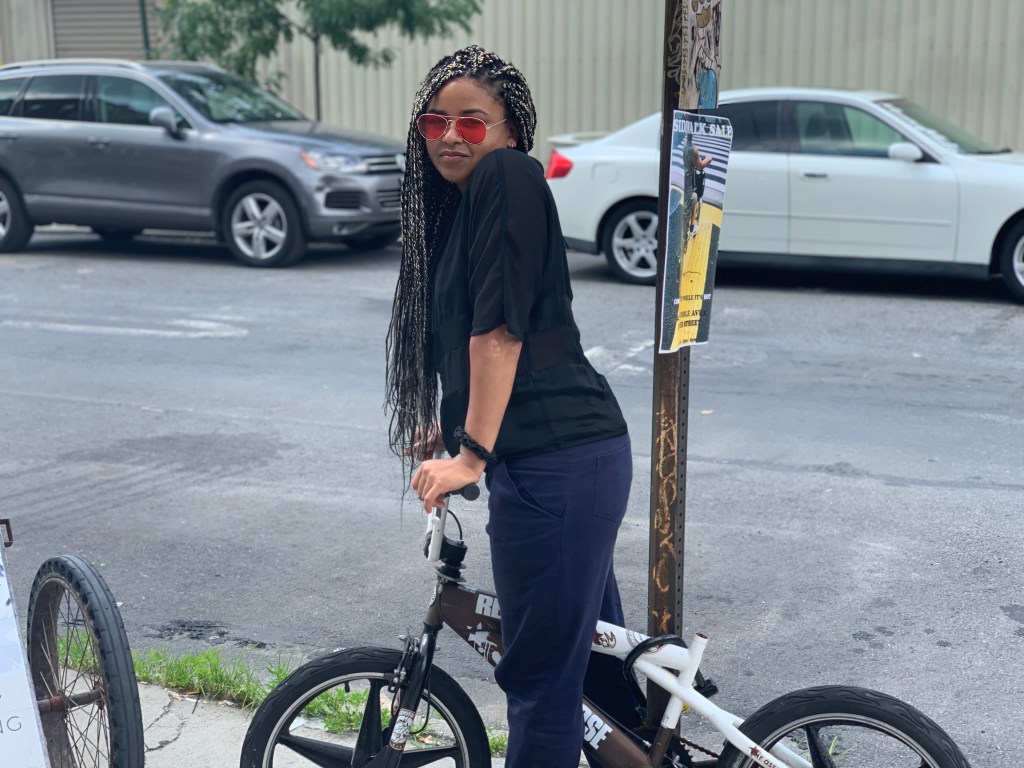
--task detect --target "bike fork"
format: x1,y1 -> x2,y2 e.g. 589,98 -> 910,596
362,622 -> 441,768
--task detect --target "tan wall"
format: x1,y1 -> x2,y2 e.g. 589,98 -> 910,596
265,0 -> 666,164
0,0 -> 54,65
265,0 -> 1024,160
723,0 -> 1024,153
2,0 -> 1022,154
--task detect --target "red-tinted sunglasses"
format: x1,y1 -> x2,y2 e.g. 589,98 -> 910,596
416,113 -> 507,144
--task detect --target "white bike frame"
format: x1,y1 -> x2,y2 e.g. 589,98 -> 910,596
591,623 -> 810,768
427,500 -> 811,768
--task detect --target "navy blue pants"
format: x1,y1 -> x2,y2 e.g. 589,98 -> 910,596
486,434 -> 642,768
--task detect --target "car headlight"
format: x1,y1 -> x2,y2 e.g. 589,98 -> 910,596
300,150 -> 369,173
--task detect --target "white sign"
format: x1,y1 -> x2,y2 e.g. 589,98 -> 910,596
0,544 -> 50,768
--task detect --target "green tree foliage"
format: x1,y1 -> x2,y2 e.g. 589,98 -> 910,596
159,0 -> 482,83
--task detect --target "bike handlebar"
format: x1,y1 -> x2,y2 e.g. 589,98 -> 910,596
424,483 -> 480,562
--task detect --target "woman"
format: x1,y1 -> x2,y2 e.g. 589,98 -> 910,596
386,45 -> 641,767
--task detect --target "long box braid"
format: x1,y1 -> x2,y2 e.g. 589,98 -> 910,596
385,45 -> 537,461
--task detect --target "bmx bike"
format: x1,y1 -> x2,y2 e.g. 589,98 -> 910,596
240,489 -> 971,768
1,518 -> 144,768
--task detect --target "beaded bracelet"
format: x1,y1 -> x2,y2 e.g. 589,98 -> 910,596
454,426 -> 497,466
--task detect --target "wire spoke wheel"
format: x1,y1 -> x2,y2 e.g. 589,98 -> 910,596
27,555 -> 144,768
241,647 -> 490,768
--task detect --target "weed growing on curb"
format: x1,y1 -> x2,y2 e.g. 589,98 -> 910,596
130,647 -> 510,755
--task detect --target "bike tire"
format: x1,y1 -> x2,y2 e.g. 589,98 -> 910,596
241,645 -> 491,768
26,555 -> 144,768
716,685 -> 971,768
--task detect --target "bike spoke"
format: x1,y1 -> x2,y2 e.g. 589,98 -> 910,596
353,680 -> 386,760
804,725 -> 839,768
279,733 -> 356,767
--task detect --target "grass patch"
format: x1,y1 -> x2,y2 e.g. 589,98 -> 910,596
125,647 -> 507,755
132,648 -> 289,709
488,729 -> 509,755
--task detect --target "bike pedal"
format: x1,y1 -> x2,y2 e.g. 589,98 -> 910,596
695,675 -> 718,698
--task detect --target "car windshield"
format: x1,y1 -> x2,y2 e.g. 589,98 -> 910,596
878,98 -> 1008,154
157,70 -> 306,124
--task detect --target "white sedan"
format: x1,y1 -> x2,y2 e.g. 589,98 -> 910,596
546,87 -> 1024,302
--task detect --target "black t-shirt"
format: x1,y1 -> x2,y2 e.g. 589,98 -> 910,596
431,149 -> 628,460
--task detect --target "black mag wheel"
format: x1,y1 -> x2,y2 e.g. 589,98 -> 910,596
26,555 -> 144,768
716,686 -> 971,768
240,646 -> 491,768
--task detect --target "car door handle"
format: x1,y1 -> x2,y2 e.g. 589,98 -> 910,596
89,137 -> 110,148
0,132 -> 17,142
800,171 -> 829,179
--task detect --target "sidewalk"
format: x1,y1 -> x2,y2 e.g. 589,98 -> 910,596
140,682 -> 510,767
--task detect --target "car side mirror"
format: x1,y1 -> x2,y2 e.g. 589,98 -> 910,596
888,142 -> 923,162
150,106 -> 182,139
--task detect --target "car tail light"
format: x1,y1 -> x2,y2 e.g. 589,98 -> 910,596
545,150 -> 573,179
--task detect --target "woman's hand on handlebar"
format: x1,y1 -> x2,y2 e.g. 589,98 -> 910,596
411,453 -> 485,513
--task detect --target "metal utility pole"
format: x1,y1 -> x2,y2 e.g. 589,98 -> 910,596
648,0 -> 721,722
137,0 -> 151,59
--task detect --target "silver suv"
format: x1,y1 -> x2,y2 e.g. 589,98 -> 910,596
0,59 -> 405,267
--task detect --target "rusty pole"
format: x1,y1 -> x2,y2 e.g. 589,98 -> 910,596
648,0 -> 721,723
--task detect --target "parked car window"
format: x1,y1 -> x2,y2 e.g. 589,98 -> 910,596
158,70 -> 304,124
21,75 -> 86,121
879,98 -> 1005,154
707,101 -> 781,152
796,102 -> 903,157
96,76 -> 183,127
0,77 -> 27,116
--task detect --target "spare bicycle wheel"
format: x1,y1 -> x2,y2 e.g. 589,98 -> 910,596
27,554 -> 144,768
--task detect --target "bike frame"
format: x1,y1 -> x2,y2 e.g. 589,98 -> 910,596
402,504 -> 813,768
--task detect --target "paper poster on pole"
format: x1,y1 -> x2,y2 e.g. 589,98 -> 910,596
0,543 -> 51,768
659,110 -> 733,353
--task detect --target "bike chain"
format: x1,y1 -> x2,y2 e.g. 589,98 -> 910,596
678,735 -> 720,762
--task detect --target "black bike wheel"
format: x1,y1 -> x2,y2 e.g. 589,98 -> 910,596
241,646 -> 491,768
27,555 -> 144,768
716,686 -> 971,768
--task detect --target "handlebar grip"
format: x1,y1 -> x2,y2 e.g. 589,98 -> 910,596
455,483 -> 480,501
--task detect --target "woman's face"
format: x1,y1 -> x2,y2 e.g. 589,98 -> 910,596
422,78 -> 518,192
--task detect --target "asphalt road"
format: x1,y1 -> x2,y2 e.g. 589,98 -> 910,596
2,230 -> 1022,764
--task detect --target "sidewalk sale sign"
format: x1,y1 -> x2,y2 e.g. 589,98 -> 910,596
0,543 -> 50,768
659,110 -> 733,352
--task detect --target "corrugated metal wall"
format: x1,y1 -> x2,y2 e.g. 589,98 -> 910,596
266,0 -> 666,163
265,0 -> 1023,160
2,0 -> 1021,154
0,0 -> 54,65
723,0 -> 1024,153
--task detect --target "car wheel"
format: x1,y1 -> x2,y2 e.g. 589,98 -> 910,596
340,230 -> 401,251
998,220 -> 1024,303
602,199 -> 659,285
0,176 -> 34,253
223,180 -> 307,267
92,227 -> 142,242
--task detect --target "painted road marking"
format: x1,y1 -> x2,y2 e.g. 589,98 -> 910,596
0,318 -> 247,338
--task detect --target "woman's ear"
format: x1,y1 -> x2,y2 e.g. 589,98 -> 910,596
506,124 -> 519,149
